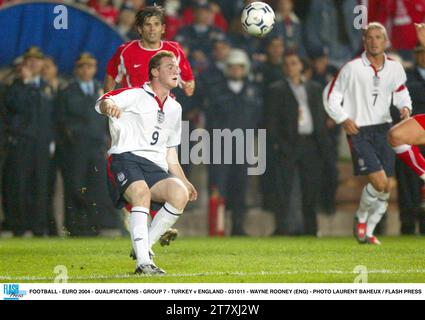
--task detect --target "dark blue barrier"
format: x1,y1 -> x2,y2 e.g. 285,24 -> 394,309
0,1 -> 126,79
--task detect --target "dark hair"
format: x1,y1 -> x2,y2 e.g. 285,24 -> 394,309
135,5 -> 165,28
148,50 -> 176,81
266,36 -> 284,47
283,51 -> 300,60
282,52 -> 303,69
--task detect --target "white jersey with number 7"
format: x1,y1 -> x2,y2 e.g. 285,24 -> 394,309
325,52 -> 412,127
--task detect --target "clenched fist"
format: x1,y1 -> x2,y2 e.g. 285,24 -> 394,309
100,99 -> 122,119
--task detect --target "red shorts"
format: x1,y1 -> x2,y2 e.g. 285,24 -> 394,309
413,114 -> 425,130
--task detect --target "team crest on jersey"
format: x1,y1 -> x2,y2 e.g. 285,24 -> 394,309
157,110 -> 165,124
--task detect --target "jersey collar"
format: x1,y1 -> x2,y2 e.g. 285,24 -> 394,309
361,51 -> 387,77
142,82 -> 169,112
138,41 -> 163,51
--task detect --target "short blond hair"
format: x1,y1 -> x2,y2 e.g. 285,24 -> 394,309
363,22 -> 388,40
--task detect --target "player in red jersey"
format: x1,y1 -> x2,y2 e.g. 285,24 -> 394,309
388,24 -> 425,196
104,5 -> 195,96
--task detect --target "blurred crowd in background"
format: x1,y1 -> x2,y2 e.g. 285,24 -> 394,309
1,0 -> 425,237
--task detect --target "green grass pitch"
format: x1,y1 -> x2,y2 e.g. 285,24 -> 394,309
1,237 -> 425,283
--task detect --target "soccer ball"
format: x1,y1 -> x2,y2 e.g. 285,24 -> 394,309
241,2 -> 275,37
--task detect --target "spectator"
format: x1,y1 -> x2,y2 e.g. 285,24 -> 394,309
2,47 -> 55,236
175,0 -> 226,74
41,56 -> 62,93
255,37 -> 285,213
310,48 -> 338,87
304,0 -> 362,67
116,7 -> 139,39
271,0 -> 307,57
255,37 -> 285,89
191,39 -> 232,176
188,38 -> 231,171
41,56 -> 61,236
201,49 -> 262,235
182,0 -> 228,32
0,75 -> 7,228
395,45 -> 425,235
227,11 -> 265,68
301,56 -> 313,80
292,0 -> 312,20
266,53 -> 329,235
0,83 -> 5,154
311,48 -> 340,215
190,38 -> 232,175
57,53 -> 117,236
0,59 -> 24,233
122,0 -> 146,11
197,39 -> 232,98
90,0 -> 119,24
163,0 -> 184,40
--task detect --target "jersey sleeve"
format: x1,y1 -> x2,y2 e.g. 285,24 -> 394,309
95,88 -> 139,114
322,81 -> 331,111
393,64 -> 412,111
175,42 -> 194,82
106,44 -> 124,80
325,64 -> 351,124
167,107 -> 182,147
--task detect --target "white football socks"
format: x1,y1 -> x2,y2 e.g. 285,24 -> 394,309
149,202 -> 183,248
366,192 -> 389,237
129,207 -> 151,267
356,184 -> 381,223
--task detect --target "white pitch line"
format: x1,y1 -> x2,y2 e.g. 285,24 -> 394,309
1,269 -> 425,282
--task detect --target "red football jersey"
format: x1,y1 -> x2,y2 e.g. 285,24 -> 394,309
107,40 -> 194,88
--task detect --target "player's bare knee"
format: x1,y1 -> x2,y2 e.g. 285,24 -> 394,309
137,188 -> 152,204
167,184 -> 189,210
373,181 -> 389,193
380,180 -> 391,194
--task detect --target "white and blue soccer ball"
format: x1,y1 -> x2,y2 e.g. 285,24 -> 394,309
241,2 -> 275,37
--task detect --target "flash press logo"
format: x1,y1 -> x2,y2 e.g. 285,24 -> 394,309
3,284 -> 27,300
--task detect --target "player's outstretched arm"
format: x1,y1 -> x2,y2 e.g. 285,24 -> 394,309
166,147 -> 198,201
416,23 -> 425,47
104,75 -> 117,93
99,98 -> 122,118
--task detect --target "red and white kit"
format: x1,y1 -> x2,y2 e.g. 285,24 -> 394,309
107,40 -> 194,88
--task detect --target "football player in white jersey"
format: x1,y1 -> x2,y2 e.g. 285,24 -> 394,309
325,22 -> 412,245
96,51 -> 197,274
